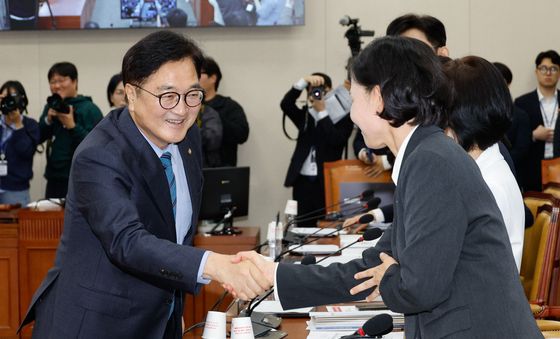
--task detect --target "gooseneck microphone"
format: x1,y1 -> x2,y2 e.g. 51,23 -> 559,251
274,213 -> 375,262
313,228 -> 383,265
341,313 -> 394,338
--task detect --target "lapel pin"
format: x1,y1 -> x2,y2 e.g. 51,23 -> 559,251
188,148 -> 192,155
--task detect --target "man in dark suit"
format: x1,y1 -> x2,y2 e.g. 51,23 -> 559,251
280,72 -> 354,226
233,37 -> 541,338
515,50 -> 560,191
19,31 -> 270,339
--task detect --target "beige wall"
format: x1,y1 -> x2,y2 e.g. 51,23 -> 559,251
0,0 -> 558,233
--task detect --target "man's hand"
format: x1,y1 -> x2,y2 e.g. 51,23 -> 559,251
349,252 -> 397,301
311,97 -> 326,112
303,75 -> 325,87
203,252 -> 271,300
533,125 -> 554,142
231,251 -> 276,286
56,106 -> 76,129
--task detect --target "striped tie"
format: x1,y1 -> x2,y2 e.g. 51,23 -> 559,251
160,152 -> 177,319
160,152 -> 176,218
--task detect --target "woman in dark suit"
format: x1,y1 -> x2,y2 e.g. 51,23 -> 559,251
233,36 -> 541,338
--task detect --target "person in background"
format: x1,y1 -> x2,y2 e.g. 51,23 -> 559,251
39,61 -> 103,199
443,56 -> 525,271
107,73 -> 126,110
280,72 -> 353,226
166,8 -> 188,27
198,104 -> 223,167
515,50 -> 560,191
0,81 -> 40,205
200,57 -> 249,166
493,62 -> 532,189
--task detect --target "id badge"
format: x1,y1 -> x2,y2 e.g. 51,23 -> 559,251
0,160 -> 7,176
309,162 -> 317,176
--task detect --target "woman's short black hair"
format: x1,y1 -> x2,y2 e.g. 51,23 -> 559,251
0,80 -> 29,111
106,73 -> 123,106
351,36 -> 449,128
122,31 -> 204,86
492,62 -> 513,85
444,56 -> 512,152
48,62 -> 78,81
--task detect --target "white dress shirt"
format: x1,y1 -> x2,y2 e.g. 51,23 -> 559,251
476,143 -> 525,271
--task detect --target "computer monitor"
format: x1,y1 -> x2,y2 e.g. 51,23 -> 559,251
199,166 -> 250,234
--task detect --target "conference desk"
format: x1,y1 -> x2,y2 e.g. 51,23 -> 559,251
0,207 -> 259,339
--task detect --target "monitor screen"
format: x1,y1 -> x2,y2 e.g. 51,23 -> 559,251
199,166 -> 250,220
0,0 -> 305,30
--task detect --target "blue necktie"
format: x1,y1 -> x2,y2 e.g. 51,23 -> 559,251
160,152 -> 177,320
160,152 -> 176,218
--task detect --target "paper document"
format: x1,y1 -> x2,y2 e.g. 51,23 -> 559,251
291,227 -> 344,237
253,300 -> 313,314
289,244 -> 340,255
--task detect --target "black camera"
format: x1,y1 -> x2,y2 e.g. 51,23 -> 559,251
0,94 -> 25,115
46,93 -> 71,114
310,86 -> 325,100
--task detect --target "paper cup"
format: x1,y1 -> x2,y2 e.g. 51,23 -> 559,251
230,316 -> 255,339
202,311 -> 226,339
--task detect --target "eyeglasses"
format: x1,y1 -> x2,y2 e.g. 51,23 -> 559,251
538,65 -> 559,75
132,84 -> 204,109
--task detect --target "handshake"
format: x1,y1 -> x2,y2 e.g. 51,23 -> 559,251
203,251 -> 277,300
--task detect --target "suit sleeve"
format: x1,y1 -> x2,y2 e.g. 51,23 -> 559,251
316,114 -> 353,147
280,87 -> 307,130
378,152 -> 468,314
276,226 -> 394,310
353,131 -> 366,158
70,145 -> 206,293
509,107 -> 532,163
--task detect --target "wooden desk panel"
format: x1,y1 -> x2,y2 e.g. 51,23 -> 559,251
17,208 -> 65,339
0,222 -> 19,339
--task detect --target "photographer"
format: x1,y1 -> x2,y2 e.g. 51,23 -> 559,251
0,81 -> 40,205
281,73 -> 353,226
39,62 -> 103,198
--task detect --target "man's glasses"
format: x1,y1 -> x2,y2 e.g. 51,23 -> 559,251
132,84 -> 204,109
537,65 -> 560,75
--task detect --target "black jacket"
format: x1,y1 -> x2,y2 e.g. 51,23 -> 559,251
514,89 -> 560,191
205,94 -> 249,166
280,87 -> 353,187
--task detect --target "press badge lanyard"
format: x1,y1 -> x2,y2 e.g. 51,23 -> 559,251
0,124 -> 10,176
540,100 -> 558,128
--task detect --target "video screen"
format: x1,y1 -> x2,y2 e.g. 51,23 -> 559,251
0,0 -> 305,31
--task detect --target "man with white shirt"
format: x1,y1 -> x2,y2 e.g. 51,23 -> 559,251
280,73 -> 353,226
515,50 -> 560,191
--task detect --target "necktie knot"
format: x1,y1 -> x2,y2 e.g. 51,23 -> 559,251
160,152 -> 172,169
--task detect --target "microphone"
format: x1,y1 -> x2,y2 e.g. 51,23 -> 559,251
289,189 -> 374,225
341,313 -> 394,338
313,228 -> 383,265
288,196 -> 380,231
339,15 -> 358,26
300,254 -> 317,265
275,213 -> 374,262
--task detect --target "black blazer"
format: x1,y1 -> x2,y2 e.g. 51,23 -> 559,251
280,87 -> 353,187
276,126 -> 540,339
514,89 -> 560,191
21,108 -> 206,339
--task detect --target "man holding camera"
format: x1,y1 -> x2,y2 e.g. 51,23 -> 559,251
280,73 -> 353,226
39,62 -> 103,199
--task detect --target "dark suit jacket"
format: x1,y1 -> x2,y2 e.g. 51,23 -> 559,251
276,126 -> 541,339
280,87 -> 353,187
20,108 -> 206,339
515,89 -> 560,191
